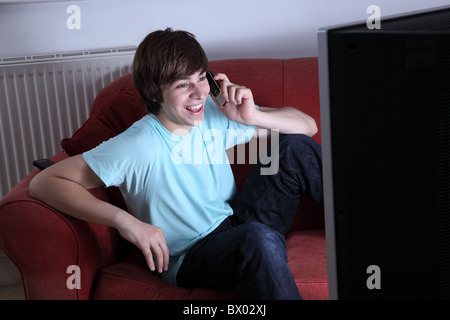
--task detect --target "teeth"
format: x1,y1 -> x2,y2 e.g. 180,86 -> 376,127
185,104 -> 202,111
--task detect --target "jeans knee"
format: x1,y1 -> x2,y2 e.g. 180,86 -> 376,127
237,222 -> 286,262
277,133 -> 322,172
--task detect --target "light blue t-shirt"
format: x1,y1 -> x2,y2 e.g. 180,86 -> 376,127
83,96 -> 256,285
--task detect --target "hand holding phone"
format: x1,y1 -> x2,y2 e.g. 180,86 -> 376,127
206,71 -> 227,106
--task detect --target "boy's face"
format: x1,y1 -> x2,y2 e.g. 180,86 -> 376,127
157,70 -> 209,135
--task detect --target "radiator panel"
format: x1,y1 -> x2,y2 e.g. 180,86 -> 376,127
0,50 -> 135,199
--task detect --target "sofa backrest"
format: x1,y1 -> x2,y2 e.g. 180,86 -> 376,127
209,58 -> 321,145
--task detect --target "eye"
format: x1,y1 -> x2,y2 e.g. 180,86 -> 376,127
199,76 -> 206,82
176,83 -> 188,89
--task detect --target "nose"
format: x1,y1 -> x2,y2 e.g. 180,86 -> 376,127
190,83 -> 207,100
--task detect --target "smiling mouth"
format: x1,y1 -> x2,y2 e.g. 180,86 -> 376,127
184,104 -> 203,113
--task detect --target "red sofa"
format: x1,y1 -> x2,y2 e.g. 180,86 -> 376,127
0,58 -> 327,300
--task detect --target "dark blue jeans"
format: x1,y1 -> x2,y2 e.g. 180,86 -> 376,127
176,134 -> 323,300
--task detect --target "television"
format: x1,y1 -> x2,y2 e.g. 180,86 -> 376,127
318,6 -> 450,299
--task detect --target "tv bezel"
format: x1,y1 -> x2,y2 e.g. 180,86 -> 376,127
318,5 -> 450,300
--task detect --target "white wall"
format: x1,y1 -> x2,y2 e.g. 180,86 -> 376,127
1,0 -> 450,60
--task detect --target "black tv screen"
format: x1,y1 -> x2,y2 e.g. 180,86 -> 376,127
318,6 -> 450,299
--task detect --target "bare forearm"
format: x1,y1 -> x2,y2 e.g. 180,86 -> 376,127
251,107 -> 318,136
29,173 -> 132,230
214,73 -> 317,136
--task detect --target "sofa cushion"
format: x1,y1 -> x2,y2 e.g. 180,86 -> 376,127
94,261 -> 238,300
61,74 -> 147,156
94,228 -> 327,300
94,261 -> 192,300
286,228 -> 328,300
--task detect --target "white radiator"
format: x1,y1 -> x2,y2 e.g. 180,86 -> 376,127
0,48 -> 136,199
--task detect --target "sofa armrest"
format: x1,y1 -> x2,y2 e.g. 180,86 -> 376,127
0,151 -> 124,299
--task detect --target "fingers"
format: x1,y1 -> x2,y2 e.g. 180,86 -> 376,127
228,85 -> 252,105
143,240 -> 169,273
214,73 -> 251,105
143,247 -> 156,272
213,72 -> 229,83
117,217 -> 170,274
136,226 -> 169,274
156,237 -> 170,273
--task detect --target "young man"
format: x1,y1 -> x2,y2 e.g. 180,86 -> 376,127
29,28 -> 323,299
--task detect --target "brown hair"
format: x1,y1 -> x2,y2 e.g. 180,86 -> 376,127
132,28 -> 209,114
